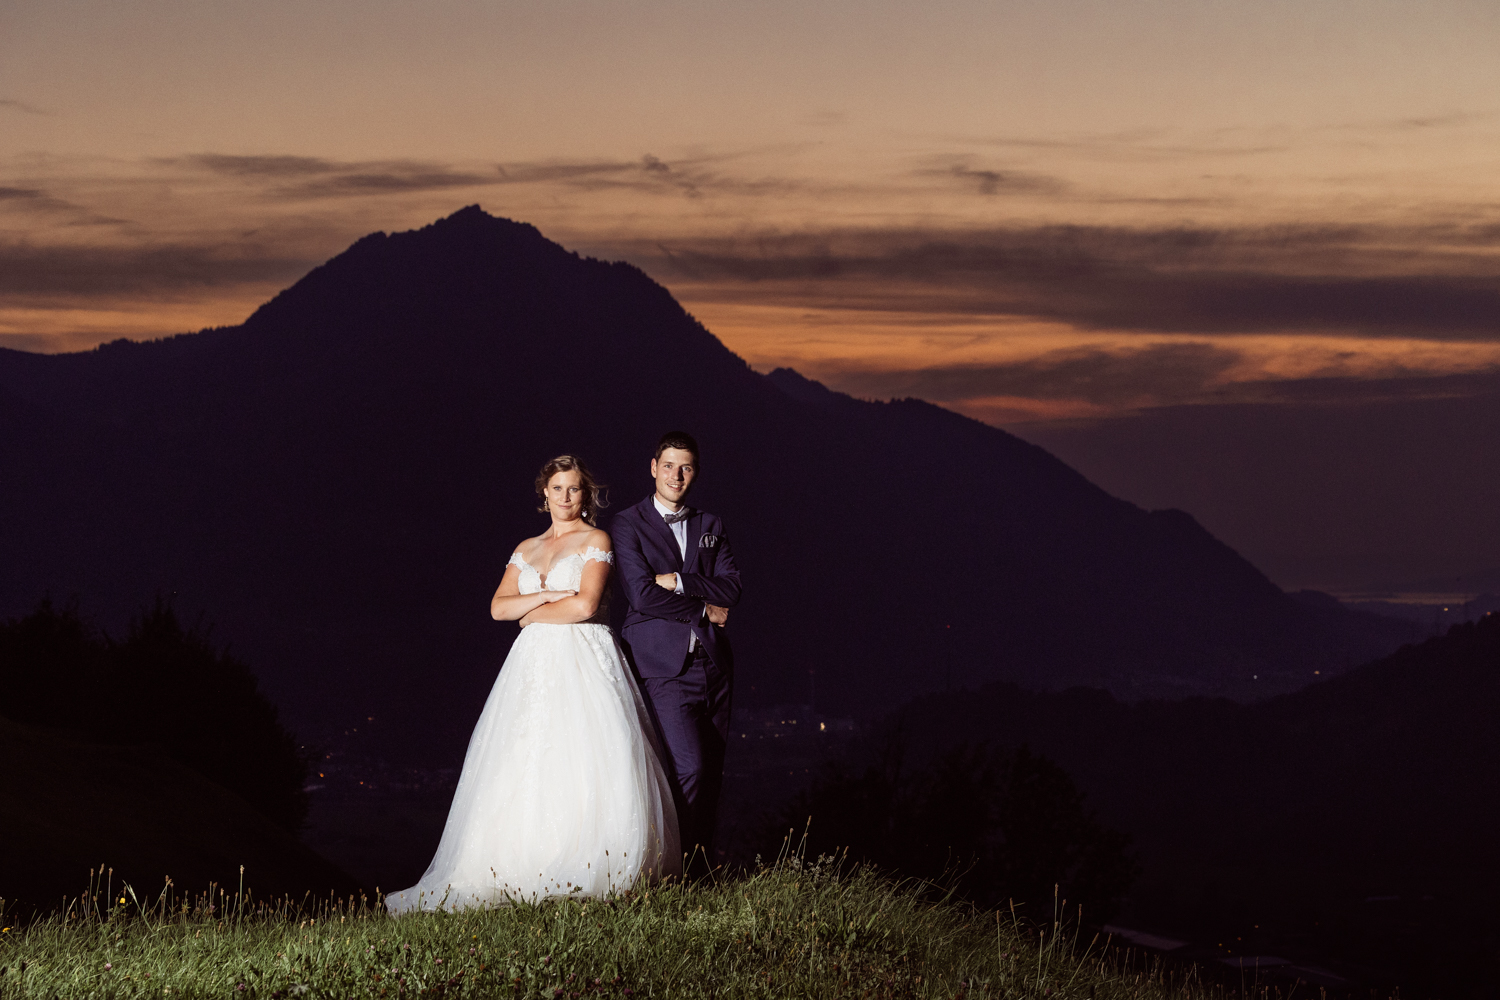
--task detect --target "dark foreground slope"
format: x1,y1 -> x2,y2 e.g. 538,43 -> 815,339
875,613 -> 1500,995
0,208 -> 1406,761
0,717 -> 359,910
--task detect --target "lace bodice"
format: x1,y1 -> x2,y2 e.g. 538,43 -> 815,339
508,547 -> 613,625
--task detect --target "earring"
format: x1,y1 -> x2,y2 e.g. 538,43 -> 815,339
543,498 -> 550,511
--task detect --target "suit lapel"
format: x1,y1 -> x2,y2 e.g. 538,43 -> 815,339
684,510 -> 702,572
638,498 -> 684,570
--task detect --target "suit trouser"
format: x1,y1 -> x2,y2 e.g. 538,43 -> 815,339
639,648 -> 732,864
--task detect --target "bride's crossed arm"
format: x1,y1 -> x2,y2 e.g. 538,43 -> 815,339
518,533 -> 613,626
489,564 -> 573,622
489,530 -> 614,626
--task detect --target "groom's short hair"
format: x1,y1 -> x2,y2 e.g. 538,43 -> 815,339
654,431 -> 699,464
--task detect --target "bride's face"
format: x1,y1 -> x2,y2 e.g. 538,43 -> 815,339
545,470 -> 585,522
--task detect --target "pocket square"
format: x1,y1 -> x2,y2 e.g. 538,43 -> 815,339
700,533 -> 719,548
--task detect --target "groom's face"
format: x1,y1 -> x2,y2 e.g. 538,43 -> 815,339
651,447 -> 698,508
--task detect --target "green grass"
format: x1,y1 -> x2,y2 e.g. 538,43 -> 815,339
1,857 -> 1213,1000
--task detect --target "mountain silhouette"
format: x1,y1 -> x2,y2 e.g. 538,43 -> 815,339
0,206 -> 1409,763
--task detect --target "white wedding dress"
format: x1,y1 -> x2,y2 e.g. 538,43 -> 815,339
386,547 -> 680,912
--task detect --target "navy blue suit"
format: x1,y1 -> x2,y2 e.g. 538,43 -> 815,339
613,495 -> 740,864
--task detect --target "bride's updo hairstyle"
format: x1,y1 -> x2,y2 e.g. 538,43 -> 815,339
535,454 -> 608,526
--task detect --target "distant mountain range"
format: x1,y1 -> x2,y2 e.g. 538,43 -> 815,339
0,207 -> 1412,763
876,611 -> 1500,994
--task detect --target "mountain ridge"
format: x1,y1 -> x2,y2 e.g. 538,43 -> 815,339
0,207 -> 1411,763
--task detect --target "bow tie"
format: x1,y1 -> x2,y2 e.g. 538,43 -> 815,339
662,509 -> 691,525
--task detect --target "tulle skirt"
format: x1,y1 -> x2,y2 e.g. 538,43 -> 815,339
386,623 -> 680,912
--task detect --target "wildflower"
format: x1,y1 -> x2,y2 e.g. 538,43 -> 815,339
237,984 -> 247,992
119,897 -> 126,905
435,959 -> 443,965
104,963 -> 114,971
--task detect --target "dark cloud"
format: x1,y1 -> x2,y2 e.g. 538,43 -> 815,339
152,148 -> 909,210
496,154 -> 802,200
913,161 -> 1065,196
1212,369 -> 1500,407
289,169 -> 497,197
175,154 -> 497,198
817,343 -> 1500,425
495,160 -> 637,183
831,342 -> 1243,407
0,241 -> 314,298
970,129 -> 1290,160
1323,111 -> 1487,134
0,185 -> 115,220
0,331 -> 102,353
1393,113 -> 1475,130
175,151 -> 789,201
0,98 -> 48,115
801,110 -> 847,128
652,224 -> 1500,340
188,154 -> 340,177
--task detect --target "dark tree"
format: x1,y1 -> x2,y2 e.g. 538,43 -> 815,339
770,743 -> 1139,922
0,596 -> 110,724
980,746 -> 1138,920
0,597 -> 309,832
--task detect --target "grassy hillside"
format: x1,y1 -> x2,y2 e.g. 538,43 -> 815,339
0,857 -> 1248,1000
0,718 -> 358,912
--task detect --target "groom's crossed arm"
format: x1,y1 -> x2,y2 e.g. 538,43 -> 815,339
614,519 -> 712,624
679,525 -> 740,609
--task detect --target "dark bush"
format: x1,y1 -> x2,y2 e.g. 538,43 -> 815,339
767,742 -> 1139,922
0,597 -> 309,832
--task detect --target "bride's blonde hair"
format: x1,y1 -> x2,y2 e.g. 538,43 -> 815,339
535,454 -> 607,526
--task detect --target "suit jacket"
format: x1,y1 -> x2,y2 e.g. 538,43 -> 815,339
613,495 -> 741,678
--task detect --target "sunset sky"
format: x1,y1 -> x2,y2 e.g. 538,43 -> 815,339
6,1 -> 1500,588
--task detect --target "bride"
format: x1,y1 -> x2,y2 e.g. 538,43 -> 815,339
386,455 -> 680,912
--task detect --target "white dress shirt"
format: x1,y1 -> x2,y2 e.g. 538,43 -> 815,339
654,495 -> 704,651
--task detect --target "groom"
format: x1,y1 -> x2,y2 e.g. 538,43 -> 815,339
614,431 -> 741,873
